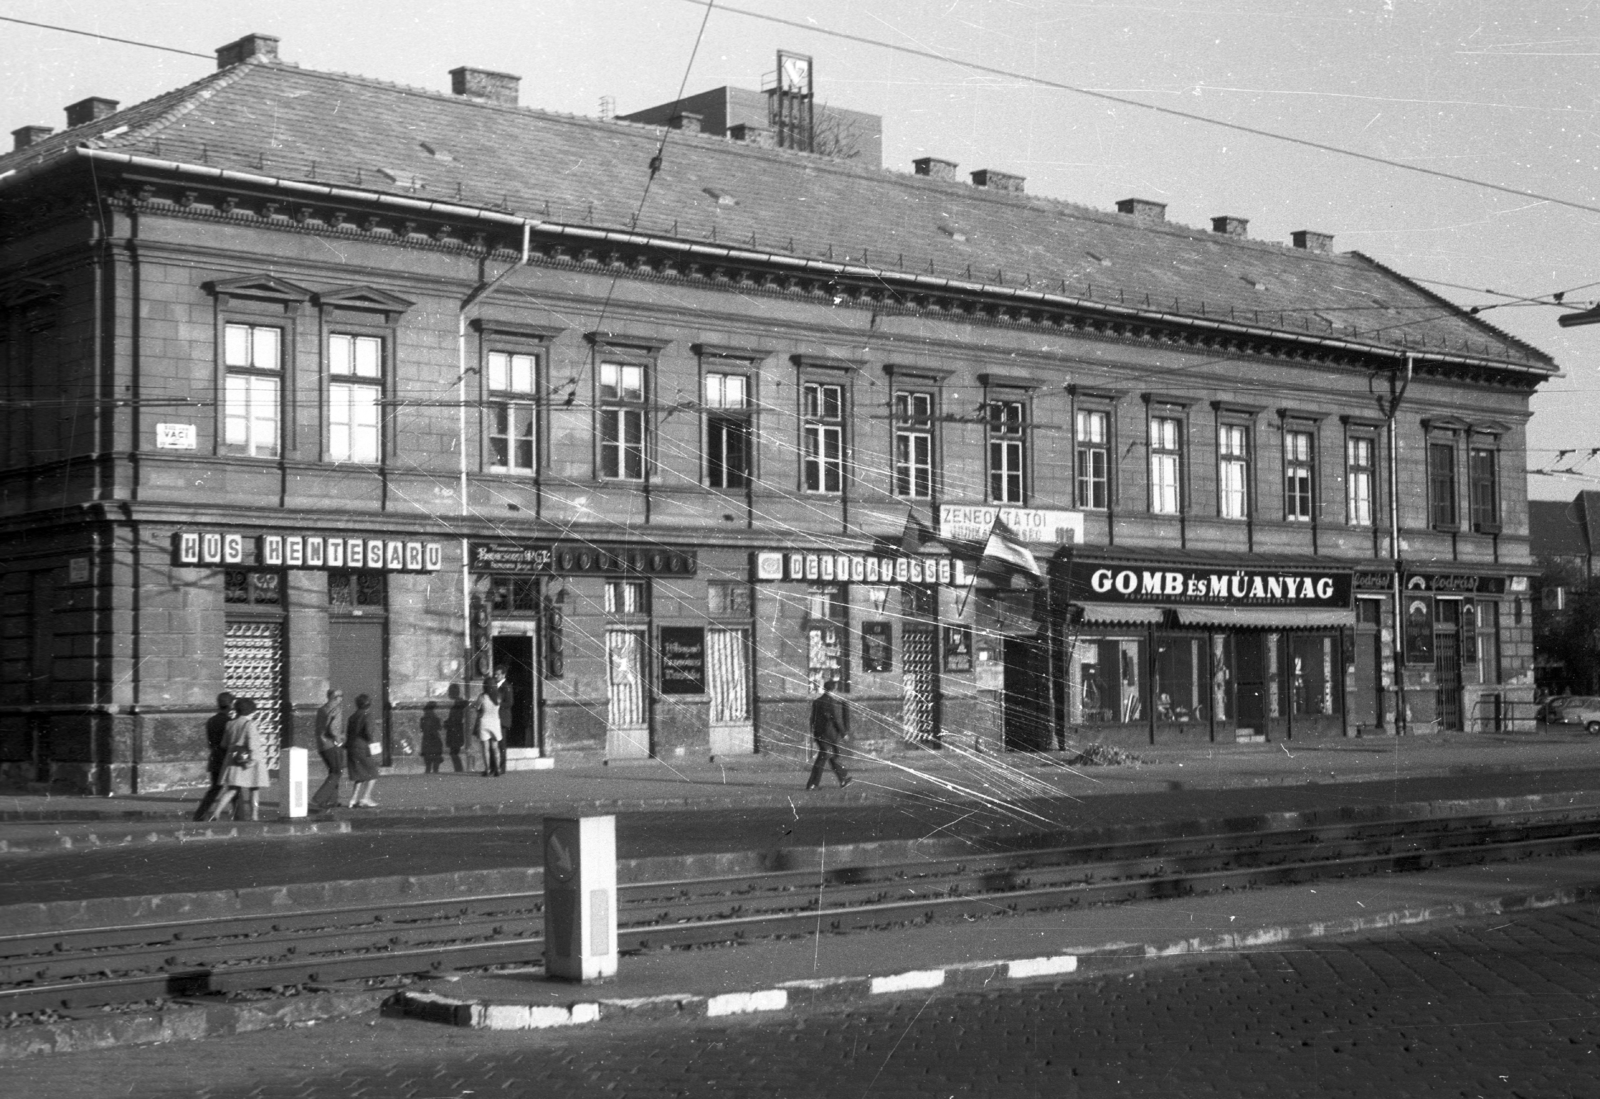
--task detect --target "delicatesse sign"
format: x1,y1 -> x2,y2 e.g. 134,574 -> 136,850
1067,561 -> 1351,608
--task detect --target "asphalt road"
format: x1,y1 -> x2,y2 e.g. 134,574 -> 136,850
10,901 -> 1600,1098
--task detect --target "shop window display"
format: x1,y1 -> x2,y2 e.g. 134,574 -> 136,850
1067,636 -> 1145,724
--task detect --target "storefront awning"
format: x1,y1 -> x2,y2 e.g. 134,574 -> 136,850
1174,607 -> 1353,629
1076,603 -> 1165,626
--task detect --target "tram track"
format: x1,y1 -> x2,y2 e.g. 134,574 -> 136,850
5,804 -> 1600,1017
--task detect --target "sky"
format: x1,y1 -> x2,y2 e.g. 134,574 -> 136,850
3,0 -> 1598,501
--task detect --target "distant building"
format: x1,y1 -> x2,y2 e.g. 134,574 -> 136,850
0,34 -> 1556,793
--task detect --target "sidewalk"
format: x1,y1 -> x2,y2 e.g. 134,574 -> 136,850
3,730 -> 1598,824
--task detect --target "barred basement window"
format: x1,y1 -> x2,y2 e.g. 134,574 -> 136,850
224,570 -> 282,605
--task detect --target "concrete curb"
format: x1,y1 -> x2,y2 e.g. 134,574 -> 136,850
0,819 -> 350,855
387,880 -> 1600,1032
0,985 -> 388,1060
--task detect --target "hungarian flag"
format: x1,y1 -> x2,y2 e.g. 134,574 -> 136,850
898,509 -> 937,555
978,516 -> 1042,586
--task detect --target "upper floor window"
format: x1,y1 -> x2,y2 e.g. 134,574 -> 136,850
1284,429 -> 1314,522
328,333 -> 382,464
1218,424 -> 1249,520
1469,447 -> 1500,532
604,579 -> 650,616
987,398 -> 1026,504
1075,409 -> 1109,510
704,371 -> 752,489
893,390 -> 934,499
223,323 -> 282,458
599,361 -> 647,481
1347,436 -> 1375,526
802,381 -> 844,494
1150,416 -> 1182,514
1428,441 -> 1458,529
487,350 -> 537,474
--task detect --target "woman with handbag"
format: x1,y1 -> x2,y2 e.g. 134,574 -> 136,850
345,693 -> 381,808
205,697 -> 269,821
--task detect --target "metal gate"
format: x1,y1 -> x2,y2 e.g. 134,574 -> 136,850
707,628 -> 754,756
605,629 -> 650,759
224,620 -> 284,768
901,626 -> 937,741
1435,632 -> 1462,731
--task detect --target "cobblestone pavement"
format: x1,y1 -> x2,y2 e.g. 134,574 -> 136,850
10,904 -> 1600,1098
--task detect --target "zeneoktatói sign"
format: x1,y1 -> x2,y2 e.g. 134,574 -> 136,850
1066,561 -> 1351,608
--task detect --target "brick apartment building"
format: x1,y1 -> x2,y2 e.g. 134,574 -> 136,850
0,35 -> 1555,793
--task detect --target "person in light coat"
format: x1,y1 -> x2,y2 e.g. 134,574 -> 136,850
205,697 -> 269,821
475,677 -> 504,777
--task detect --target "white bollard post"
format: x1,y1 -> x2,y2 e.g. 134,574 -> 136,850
543,815 -> 618,982
278,746 -> 309,819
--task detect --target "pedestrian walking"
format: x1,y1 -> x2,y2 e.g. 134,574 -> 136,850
204,697 -> 269,821
310,688 -> 345,811
345,694 -> 381,807
475,676 -> 504,777
806,679 -> 852,790
193,691 -> 235,821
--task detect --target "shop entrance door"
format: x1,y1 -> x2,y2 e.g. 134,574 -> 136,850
1234,633 -> 1268,741
490,635 -> 536,750
902,626 -> 938,742
605,628 -> 650,759
225,619 -> 286,768
329,617 -> 385,759
1003,638 -> 1053,751
1435,633 -> 1462,731
707,628 -> 754,757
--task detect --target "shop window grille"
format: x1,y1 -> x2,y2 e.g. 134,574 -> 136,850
224,570 -> 282,606
329,571 -> 387,609
490,577 -> 540,613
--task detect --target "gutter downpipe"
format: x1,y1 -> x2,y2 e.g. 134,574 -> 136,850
1388,354 -> 1414,735
457,221 -> 531,705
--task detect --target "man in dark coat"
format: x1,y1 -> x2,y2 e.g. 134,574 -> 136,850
806,679 -> 852,790
310,688 -> 345,811
193,692 -> 235,821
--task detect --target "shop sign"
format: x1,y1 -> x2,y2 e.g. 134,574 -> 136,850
1353,571 -> 1393,591
471,541 -> 696,576
1066,560 -> 1350,607
658,626 -> 707,695
938,505 -> 1083,545
1404,572 -> 1507,595
173,532 -> 442,572
752,551 -> 968,586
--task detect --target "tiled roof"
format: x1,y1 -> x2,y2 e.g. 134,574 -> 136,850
1,58 -> 1552,369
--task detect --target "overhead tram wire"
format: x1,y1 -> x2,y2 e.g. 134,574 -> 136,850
672,0 -> 1600,220
0,15 -> 212,59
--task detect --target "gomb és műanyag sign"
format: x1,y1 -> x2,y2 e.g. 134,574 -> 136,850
1067,561 -> 1351,608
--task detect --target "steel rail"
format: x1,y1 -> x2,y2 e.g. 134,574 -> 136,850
3,823 -> 1599,1016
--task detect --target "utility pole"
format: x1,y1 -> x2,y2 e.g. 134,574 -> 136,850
1378,354 -> 1414,735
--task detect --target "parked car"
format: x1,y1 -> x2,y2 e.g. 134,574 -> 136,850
1539,696 -> 1600,733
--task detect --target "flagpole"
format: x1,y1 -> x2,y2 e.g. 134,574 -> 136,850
955,511 -> 1001,617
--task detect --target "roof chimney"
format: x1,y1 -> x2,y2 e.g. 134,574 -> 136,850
1211,215 -> 1249,238
913,157 -> 959,182
215,34 -> 280,69
728,123 -> 773,147
970,169 -> 1025,194
450,67 -> 521,107
11,125 -> 53,151
65,98 -> 120,128
1116,197 -> 1167,221
1291,229 -> 1334,254
668,112 -> 702,134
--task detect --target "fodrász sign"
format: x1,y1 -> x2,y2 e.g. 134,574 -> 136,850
1067,561 -> 1351,607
